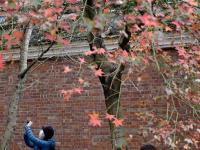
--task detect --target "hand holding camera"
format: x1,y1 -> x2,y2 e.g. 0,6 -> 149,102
26,120 -> 33,127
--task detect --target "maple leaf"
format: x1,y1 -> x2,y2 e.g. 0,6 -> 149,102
78,78 -> 84,84
79,27 -> 86,33
44,8 -> 55,18
63,66 -> 72,73
54,0 -> 63,7
139,13 -> 158,27
84,50 -> 95,56
165,26 -> 172,32
103,8 -> 110,13
122,51 -> 129,58
96,48 -> 106,55
67,0 -> 77,4
60,89 -> 73,101
3,33 -> 11,41
13,31 -> 23,40
94,69 -> 104,77
57,36 -> 70,46
0,54 -> 4,69
105,113 -> 115,121
59,21 -> 70,32
45,33 -> 57,41
88,112 -> 101,127
79,57 -> 85,64
113,118 -> 123,127
176,47 -> 189,58
73,87 -> 83,94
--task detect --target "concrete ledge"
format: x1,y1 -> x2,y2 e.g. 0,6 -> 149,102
2,32 -> 198,62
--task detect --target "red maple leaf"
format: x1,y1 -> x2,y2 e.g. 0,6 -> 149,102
139,13 -> 158,27
54,0 -> 63,7
105,113 -> 115,121
59,21 -> 70,32
122,51 -> 129,58
44,8 -> 55,18
113,118 -> 123,127
13,31 -> 23,40
94,69 -> 104,77
84,50 -> 95,56
78,78 -> 84,84
79,57 -> 85,64
57,36 -> 70,46
63,66 -> 72,73
103,8 -> 110,13
96,48 -> 106,55
88,112 -> 101,127
45,33 -> 57,41
60,89 -> 73,101
176,46 -> 189,59
3,33 -> 11,41
73,87 -> 83,94
67,0 -> 77,4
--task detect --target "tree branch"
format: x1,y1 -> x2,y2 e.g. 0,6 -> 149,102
18,41 -> 55,79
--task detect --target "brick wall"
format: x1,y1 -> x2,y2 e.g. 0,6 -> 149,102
0,57 -> 191,150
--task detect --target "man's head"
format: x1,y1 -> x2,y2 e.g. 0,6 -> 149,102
140,144 -> 157,150
39,126 -> 54,140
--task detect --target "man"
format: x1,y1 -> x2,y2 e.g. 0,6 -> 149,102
140,144 -> 157,150
24,121 -> 56,150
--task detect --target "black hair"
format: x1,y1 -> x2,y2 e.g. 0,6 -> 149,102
140,144 -> 157,150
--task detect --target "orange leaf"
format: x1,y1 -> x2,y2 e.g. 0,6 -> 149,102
139,13 -> 158,27
13,31 -> 23,40
45,33 -> 57,41
88,112 -> 101,127
63,66 -> 72,73
103,8 -> 110,13
60,89 -> 73,101
113,118 -> 123,127
105,113 -> 115,121
44,8 -> 55,18
84,50 -> 95,56
54,0 -> 63,7
59,21 -> 70,32
57,36 -> 70,46
94,69 -> 104,77
3,33 -> 11,41
73,87 -> 83,94
78,78 -> 84,84
79,57 -> 85,64
96,48 -> 106,54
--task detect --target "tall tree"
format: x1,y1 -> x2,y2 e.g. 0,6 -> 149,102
1,22 -> 33,150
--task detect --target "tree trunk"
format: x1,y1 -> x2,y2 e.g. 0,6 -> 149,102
99,63 -> 128,150
83,0 -> 131,148
0,23 -> 33,150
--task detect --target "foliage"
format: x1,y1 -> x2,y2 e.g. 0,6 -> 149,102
0,0 -> 199,149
